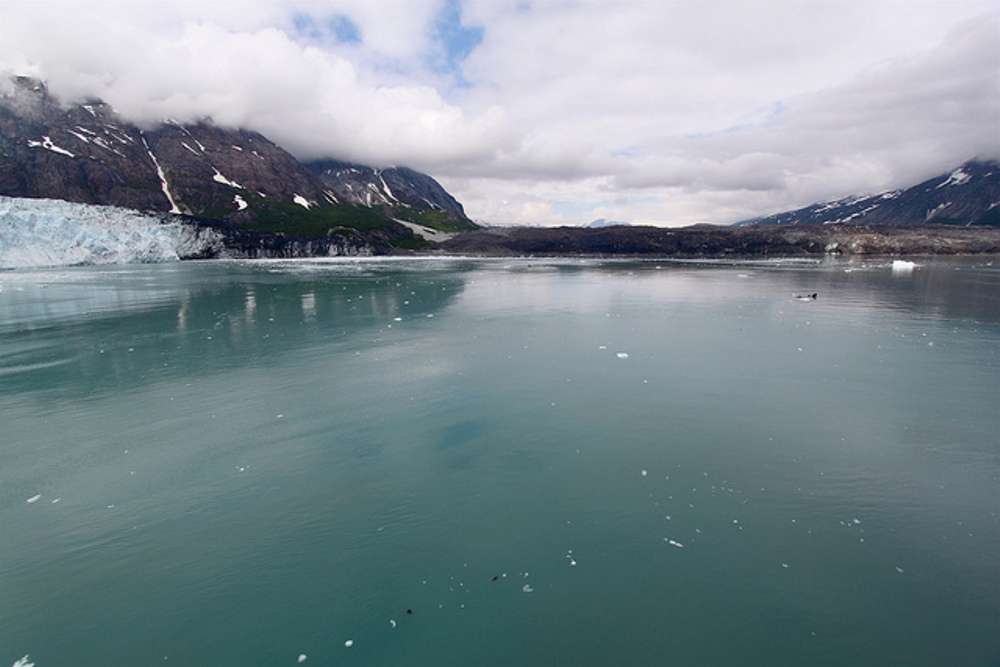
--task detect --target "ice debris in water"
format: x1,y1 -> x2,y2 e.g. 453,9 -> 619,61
12,656 -> 35,667
297,654 -> 307,663
344,640 -> 354,648
25,494 -> 41,504
895,566 -> 905,574
641,469 -> 648,477
616,352 -> 629,359
389,619 -> 397,628
0,195 -> 223,269
522,584 -> 534,593
891,260 -> 916,274
665,539 -> 684,548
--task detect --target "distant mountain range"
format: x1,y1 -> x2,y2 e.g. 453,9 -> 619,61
0,76 -> 476,249
586,218 -> 631,228
736,159 -> 1000,227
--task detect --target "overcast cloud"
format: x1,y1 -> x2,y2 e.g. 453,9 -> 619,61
1,0 -> 998,225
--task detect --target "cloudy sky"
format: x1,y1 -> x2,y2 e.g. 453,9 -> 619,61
2,0 -> 999,225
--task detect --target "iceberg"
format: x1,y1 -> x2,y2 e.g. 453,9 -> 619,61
891,259 -> 917,274
0,196 -> 223,269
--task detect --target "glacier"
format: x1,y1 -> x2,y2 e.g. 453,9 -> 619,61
0,196 -> 224,269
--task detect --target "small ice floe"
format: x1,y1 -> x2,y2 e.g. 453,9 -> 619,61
616,352 -> 629,359
297,654 -> 308,663
51,497 -> 61,504
895,566 -> 905,574
389,619 -> 397,628
598,345 -> 607,350
25,494 -> 41,504
665,539 -> 685,548
781,563 -> 790,569
344,640 -> 354,648
891,260 -> 916,274
276,414 -> 285,419
233,195 -> 248,211
292,194 -> 312,209
393,317 -> 402,322
522,584 -> 534,593
12,655 -> 35,667
641,469 -> 648,477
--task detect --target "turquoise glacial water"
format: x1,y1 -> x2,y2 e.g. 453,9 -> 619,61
1,257 -> 999,666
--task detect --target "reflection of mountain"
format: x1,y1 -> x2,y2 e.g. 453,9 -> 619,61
0,262 -> 468,400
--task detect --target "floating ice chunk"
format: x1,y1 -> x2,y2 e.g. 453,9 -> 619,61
895,566 -> 905,574
781,563 -> 789,569
389,619 -> 397,628
891,260 -> 916,273
233,195 -> 248,211
641,469 -> 648,477
51,497 -> 61,504
344,640 -> 354,648
293,194 -> 312,209
569,559 -> 577,566
522,584 -> 534,593
616,352 -> 629,359
26,494 -> 41,504
665,539 -> 684,548
12,656 -> 35,667
297,654 -> 307,663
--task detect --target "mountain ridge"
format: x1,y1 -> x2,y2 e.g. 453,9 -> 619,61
0,76 -> 476,249
735,159 -> 1000,228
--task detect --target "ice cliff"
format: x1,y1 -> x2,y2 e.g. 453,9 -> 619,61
0,196 -> 224,269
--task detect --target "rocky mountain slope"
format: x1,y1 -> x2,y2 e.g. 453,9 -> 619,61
0,76 -> 476,250
737,160 -> 1000,227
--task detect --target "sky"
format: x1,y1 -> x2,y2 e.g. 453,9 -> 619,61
1,0 -> 999,226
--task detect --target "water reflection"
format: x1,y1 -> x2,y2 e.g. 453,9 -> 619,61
0,260 -> 470,400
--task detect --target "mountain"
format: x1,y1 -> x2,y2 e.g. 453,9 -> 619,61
586,218 -> 631,228
0,76 -> 476,249
736,160 -> 1000,227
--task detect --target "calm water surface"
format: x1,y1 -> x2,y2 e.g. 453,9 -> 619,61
1,257 -> 999,666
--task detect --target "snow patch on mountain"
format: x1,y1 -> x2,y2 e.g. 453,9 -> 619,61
211,168 -> 243,189
937,168 -> 972,188
26,135 -> 75,158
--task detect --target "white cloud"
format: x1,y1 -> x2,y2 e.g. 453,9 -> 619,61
1,0 -> 998,225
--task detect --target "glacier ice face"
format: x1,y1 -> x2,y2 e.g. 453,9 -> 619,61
0,196 -> 223,269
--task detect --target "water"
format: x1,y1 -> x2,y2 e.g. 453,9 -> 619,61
2,257 -> 999,666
